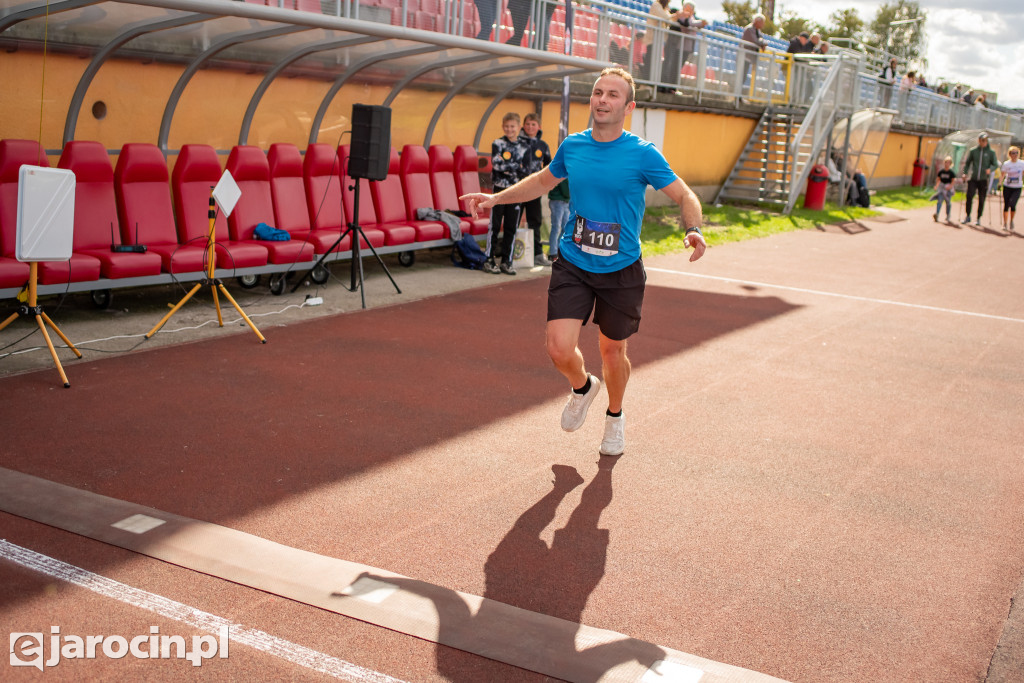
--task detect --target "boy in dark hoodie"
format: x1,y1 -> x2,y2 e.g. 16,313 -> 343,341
484,112 -> 531,274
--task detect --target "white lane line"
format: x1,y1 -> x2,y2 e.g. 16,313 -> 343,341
647,267 -> 1024,324
0,540 -> 406,683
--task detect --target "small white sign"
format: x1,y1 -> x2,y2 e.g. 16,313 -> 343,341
111,514 -> 166,535
339,576 -> 398,604
212,170 -> 241,218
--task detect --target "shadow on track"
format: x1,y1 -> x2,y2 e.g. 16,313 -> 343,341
359,457 -> 666,682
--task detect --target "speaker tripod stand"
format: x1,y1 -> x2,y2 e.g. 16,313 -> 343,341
0,262 -> 81,387
293,179 -> 400,309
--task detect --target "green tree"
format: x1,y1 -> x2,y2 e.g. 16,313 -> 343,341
721,0 -> 758,28
867,1 -> 926,64
826,8 -> 864,41
775,8 -> 822,40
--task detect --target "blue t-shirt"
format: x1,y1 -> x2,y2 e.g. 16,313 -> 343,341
548,129 -> 678,273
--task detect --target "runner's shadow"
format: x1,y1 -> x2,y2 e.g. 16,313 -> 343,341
356,458 -> 665,681
966,222 -> 1010,238
817,221 -> 871,235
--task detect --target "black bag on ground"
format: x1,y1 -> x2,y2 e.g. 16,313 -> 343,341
451,234 -> 487,270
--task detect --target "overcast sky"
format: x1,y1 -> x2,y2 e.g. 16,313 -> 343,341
696,1 -> 1024,108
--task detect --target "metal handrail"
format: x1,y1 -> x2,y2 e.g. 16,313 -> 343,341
784,53 -> 855,213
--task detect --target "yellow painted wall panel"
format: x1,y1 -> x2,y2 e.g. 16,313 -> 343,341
874,132 -> 925,184
660,112 -> 756,186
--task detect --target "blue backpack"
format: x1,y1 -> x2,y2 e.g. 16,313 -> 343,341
451,234 -> 487,270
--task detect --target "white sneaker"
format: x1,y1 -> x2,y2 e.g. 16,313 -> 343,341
560,375 -> 600,432
600,413 -> 625,456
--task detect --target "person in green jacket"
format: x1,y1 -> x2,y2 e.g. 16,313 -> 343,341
961,132 -> 999,225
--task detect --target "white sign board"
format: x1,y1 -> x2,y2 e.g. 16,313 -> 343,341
212,170 -> 241,218
16,165 -> 76,262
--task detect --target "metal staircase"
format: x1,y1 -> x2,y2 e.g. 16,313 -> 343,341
713,108 -> 808,207
714,53 -> 861,213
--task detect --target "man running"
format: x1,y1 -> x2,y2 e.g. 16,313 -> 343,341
460,67 -> 706,457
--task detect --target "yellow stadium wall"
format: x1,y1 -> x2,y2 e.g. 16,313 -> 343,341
0,52 -> 535,166
873,132 -> 943,188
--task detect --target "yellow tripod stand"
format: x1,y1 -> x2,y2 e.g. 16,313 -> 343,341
0,262 -> 82,387
146,192 -> 265,343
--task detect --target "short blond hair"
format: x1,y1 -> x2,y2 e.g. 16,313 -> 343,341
502,112 -> 521,124
597,67 -> 635,103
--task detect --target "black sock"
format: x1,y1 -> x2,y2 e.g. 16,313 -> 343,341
573,375 -> 591,395
606,409 -> 622,417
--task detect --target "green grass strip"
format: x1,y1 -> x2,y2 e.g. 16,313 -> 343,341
640,185 -> 961,257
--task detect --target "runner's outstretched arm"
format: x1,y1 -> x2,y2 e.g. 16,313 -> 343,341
460,167 -> 562,217
660,177 -> 707,262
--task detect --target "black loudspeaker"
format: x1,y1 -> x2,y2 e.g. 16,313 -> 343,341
349,104 -> 391,181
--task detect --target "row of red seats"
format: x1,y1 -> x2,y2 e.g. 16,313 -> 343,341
0,139 -> 490,294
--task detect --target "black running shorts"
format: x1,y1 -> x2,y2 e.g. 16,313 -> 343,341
547,256 -> 646,341
1004,186 -> 1021,212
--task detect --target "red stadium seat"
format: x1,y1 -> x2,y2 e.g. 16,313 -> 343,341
337,145 -> 409,247
399,145 -> 451,239
302,143 -> 387,252
279,0 -> 323,12
269,143 -> 312,239
225,145 -> 315,265
302,143 -> 347,244
114,143 -> 206,275
171,144 -> 269,269
370,147 -> 445,242
0,140 -> 43,289
453,145 -> 490,219
57,141 -> 162,280
412,10 -> 437,31
298,143 -> 351,254
428,145 -> 487,235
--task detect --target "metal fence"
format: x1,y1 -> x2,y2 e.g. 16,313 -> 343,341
226,1 -> 1024,137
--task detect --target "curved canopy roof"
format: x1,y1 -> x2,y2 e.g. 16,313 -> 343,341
0,0 -> 608,149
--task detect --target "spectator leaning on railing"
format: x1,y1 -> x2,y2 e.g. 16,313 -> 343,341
787,31 -> 811,54
676,3 -> 708,73
640,0 -> 680,87
879,57 -> 897,107
740,13 -> 766,85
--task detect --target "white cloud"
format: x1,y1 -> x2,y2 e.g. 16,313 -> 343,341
696,1 -> 1024,108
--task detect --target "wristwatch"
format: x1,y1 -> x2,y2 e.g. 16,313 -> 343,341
684,226 -> 702,236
